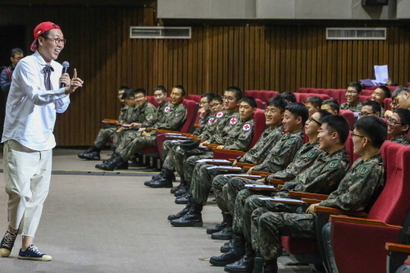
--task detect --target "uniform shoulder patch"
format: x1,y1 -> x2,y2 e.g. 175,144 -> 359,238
357,164 -> 371,175
243,124 -> 252,131
307,150 -> 318,159
286,138 -> 296,145
230,117 -> 238,125
164,106 -> 171,113
208,117 -> 215,124
328,160 -> 339,168
216,112 -> 224,118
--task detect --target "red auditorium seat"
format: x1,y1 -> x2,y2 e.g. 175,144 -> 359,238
339,110 -> 355,131
385,98 -> 392,111
359,95 -> 371,103
294,93 -> 330,103
187,94 -> 201,102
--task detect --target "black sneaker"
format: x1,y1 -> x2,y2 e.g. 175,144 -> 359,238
18,244 -> 52,261
0,230 -> 17,257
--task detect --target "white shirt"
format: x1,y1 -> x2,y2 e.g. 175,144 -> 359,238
1,52 -> 70,151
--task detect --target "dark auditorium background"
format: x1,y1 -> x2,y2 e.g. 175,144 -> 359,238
0,0 -> 409,146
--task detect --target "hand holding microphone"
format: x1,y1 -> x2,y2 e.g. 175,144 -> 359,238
59,61 -> 84,95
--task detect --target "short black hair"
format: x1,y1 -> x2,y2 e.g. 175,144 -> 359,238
285,102 -> 308,124
121,88 -> 137,100
241,96 -> 257,108
392,86 -> 410,99
322,99 -> 340,115
267,96 -> 288,112
210,95 -> 223,104
348,82 -> 363,93
278,91 -> 296,103
320,115 -> 349,144
10,48 -> 23,58
134,88 -> 146,96
354,116 -> 387,148
376,86 -> 391,98
118,86 -> 129,91
317,109 -> 332,120
362,100 -> 381,114
394,108 -> 410,133
154,86 -> 167,94
225,86 -> 243,101
201,93 -> 215,103
305,96 -> 323,108
173,85 -> 186,96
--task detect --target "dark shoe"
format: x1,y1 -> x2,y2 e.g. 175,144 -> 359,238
95,155 -> 124,171
170,202 -> 203,227
252,255 -> 264,273
175,192 -> 190,204
116,161 -> 128,170
18,244 -> 52,261
170,183 -> 182,194
207,213 -> 231,234
0,230 -> 17,257
174,184 -> 188,197
145,177 -> 173,188
168,201 -> 193,220
80,150 -> 101,160
221,240 -> 233,253
209,234 -> 246,266
262,259 -> 278,273
211,226 -> 234,240
224,242 -> 255,273
78,146 -> 99,159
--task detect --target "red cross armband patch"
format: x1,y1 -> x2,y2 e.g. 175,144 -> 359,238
243,124 -> 251,131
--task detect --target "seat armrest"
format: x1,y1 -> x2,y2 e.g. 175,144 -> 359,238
235,162 -> 256,168
314,206 -> 368,217
249,171 -> 271,177
289,191 -> 329,200
330,215 -> 401,228
212,148 -> 245,155
268,178 -> 285,185
386,243 -> 410,254
301,198 -> 324,204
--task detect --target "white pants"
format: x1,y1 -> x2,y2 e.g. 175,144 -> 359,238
3,140 -> 52,237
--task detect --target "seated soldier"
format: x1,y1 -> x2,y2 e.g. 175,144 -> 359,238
371,86 -> 391,117
78,86 -> 129,160
169,97 -> 257,227
95,85 -> 187,170
304,96 -> 322,116
191,92 -> 215,137
145,93 -> 219,188
321,98 -> 340,115
210,115 -> 350,270
386,87 -> 410,118
167,87 -> 242,198
205,109 -> 330,241
359,100 -> 381,118
387,108 -> 410,145
152,85 -> 172,119
276,91 -> 296,104
251,116 -> 386,273
167,96 -> 286,225
340,82 -> 363,112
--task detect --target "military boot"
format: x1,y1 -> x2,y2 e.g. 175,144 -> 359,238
145,168 -> 168,186
211,214 -> 234,240
209,234 -> 246,266
262,259 -> 278,273
207,213 -> 230,234
175,192 -> 190,204
252,253 -> 264,273
170,201 -> 203,227
167,198 -> 193,220
95,155 -> 124,171
145,168 -> 174,188
78,146 -> 101,160
220,239 -> 234,253
224,241 -> 255,273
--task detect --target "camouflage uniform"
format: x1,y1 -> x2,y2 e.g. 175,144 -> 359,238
221,130 -> 305,215
181,111 -> 239,184
156,100 -> 172,123
190,117 -> 255,205
191,112 -> 211,137
113,102 -> 157,148
390,135 -> 410,146
212,125 -> 284,213
116,102 -> 187,161
340,101 -> 363,112
253,153 -> 384,261
238,147 -> 349,242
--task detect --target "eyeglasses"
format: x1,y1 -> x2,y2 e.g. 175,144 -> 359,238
210,103 -> 221,107
351,133 -> 365,138
359,111 -> 375,117
307,116 -> 322,126
44,37 -> 67,45
387,118 -> 403,126
346,90 -> 358,94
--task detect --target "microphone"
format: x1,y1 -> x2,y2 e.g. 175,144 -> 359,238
60,61 -> 70,88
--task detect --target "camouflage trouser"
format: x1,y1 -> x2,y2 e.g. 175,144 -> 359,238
162,143 -> 184,172
212,175 -> 231,213
251,210 -> 316,260
190,163 -> 224,205
93,127 -> 117,149
182,152 -> 213,184
117,135 -> 156,161
162,140 -> 178,161
243,194 -> 299,243
114,130 -> 142,152
232,188 -> 254,235
226,178 -> 264,214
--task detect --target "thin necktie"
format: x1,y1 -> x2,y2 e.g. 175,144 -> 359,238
42,65 -> 54,90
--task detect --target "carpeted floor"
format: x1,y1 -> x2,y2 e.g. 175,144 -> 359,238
0,148 -> 314,273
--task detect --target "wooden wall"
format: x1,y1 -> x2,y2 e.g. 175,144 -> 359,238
0,5 -> 409,145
